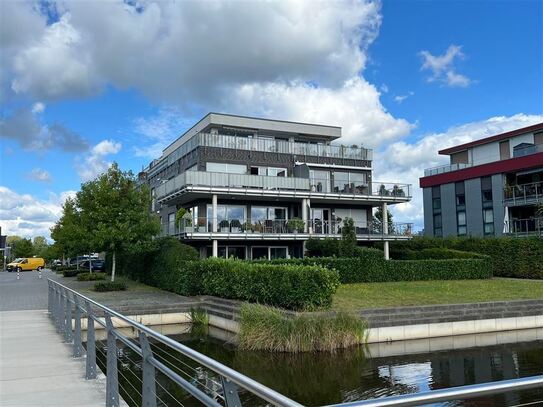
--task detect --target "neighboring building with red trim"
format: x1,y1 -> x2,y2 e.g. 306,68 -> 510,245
419,123 -> 543,237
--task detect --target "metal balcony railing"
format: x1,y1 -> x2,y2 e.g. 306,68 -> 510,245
161,218 -> 414,238
155,171 -> 411,201
504,181 -> 543,205
46,279 -> 302,407
505,217 -> 543,237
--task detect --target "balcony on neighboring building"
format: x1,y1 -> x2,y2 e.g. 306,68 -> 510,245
504,217 -> 543,237
155,170 -> 411,204
161,217 -> 414,241
424,163 -> 473,176
504,181 -> 543,206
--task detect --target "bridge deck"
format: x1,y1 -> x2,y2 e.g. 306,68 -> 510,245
0,269 -> 107,406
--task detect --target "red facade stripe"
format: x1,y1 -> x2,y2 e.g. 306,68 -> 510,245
419,152 -> 543,188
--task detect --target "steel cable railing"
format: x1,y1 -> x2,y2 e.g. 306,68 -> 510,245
47,278 -> 303,407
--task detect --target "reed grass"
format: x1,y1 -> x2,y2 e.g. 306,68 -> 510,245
238,303 -> 367,353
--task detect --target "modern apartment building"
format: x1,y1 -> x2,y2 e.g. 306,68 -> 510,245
140,113 -> 413,259
420,123 -> 543,237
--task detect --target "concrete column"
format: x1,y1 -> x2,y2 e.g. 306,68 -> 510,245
307,198 -> 312,233
382,202 -> 390,260
301,199 -> 308,232
212,194 -> 218,233
212,240 -> 218,257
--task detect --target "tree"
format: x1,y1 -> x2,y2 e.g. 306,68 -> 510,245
340,217 -> 357,257
373,207 -> 394,234
51,198 -> 89,262
11,238 -> 33,258
32,236 -> 48,254
77,163 -> 160,281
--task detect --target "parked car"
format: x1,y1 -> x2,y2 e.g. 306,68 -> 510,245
52,259 -> 62,267
7,257 -> 45,272
78,259 -> 106,272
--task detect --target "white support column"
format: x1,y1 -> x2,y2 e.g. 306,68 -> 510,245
382,202 -> 389,260
212,194 -> 218,233
307,198 -> 312,234
302,199 -> 308,233
212,240 -> 218,257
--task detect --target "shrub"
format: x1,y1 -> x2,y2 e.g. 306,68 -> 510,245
148,237 -> 198,288
390,236 -> 543,279
77,272 -> 106,281
306,238 -> 342,257
391,247 -> 487,260
172,258 -> 340,311
238,303 -> 367,352
94,280 -> 127,292
62,269 -> 79,277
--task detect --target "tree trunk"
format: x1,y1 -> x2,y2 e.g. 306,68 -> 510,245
111,251 -> 116,282
89,253 -> 93,274
76,255 -> 79,271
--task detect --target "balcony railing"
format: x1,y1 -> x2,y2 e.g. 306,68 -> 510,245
424,162 -> 473,176
505,217 -> 543,237
512,143 -> 543,158
504,181 -> 543,205
156,171 -> 411,201
161,218 -> 413,238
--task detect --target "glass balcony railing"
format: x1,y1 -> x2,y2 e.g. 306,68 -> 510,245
161,218 -> 414,238
504,181 -> 543,204
424,163 -> 472,176
505,217 -> 543,237
155,171 -> 412,201
165,132 -> 372,165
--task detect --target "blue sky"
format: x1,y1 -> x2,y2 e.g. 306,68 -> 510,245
1,0 -> 542,238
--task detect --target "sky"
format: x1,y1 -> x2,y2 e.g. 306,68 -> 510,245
1,0 -> 542,239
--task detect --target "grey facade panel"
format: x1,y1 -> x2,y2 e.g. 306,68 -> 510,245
422,187 -> 433,236
492,174 -> 505,236
465,178 -> 483,236
441,183 -> 457,237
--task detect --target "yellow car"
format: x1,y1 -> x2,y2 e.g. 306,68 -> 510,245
6,257 -> 45,272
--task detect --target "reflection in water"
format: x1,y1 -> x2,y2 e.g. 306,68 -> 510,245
93,326 -> 543,406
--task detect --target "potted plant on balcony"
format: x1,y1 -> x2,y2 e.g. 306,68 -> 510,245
288,217 -> 305,233
219,219 -> 230,232
392,185 -> 405,197
378,184 -> 390,196
175,208 -> 192,232
241,221 -> 254,233
230,219 -> 242,233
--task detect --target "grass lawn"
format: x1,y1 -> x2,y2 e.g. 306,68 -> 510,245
332,278 -> 543,311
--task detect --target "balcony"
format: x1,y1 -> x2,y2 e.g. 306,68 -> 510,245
161,218 -> 414,241
164,132 -> 372,166
424,163 -> 473,176
504,217 -> 543,237
155,171 -> 411,203
504,181 -> 543,206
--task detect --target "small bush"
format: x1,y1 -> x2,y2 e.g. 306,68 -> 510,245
238,303 -> 367,352
94,280 -> 127,292
62,269 -> 79,277
77,272 -> 106,281
173,258 -> 340,311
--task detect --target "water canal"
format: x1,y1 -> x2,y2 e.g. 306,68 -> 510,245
94,325 -> 543,406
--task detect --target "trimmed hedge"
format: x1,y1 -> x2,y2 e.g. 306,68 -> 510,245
62,269 -> 79,277
94,281 -> 127,292
391,247 -> 487,260
390,237 -> 543,279
77,272 -> 106,281
149,258 -> 340,311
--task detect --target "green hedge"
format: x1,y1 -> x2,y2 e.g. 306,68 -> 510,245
391,247 -> 487,260
390,237 -> 543,279
62,269 -> 79,277
94,281 -> 127,292
77,272 -> 106,281
149,258 -> 339,311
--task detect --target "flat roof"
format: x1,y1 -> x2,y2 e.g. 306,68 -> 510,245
439,122 -> 543,155
162,112 -> 342,157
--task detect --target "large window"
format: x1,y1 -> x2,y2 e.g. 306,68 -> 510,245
457,211 -> 467,236
250,166 -> 287,177
481,177 -> 494,236
205,246 -> 246,259
483,208 -> 494,235
251,206 -> 287,221
333,171 -> 367,193
432,186 -> 442,237
310,170 -> 330,192
455,182 -> 466,236
206,162 -> 246,174
251,246 -> 288,260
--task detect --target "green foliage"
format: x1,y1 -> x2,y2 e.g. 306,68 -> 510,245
390,236 -> 543,279
77,272 -> 106,281
391,247 -> 487,260
238,303 -> 367,352
373,207 -> 394,234
50,198 -> 88,258
305,238 -> 342,257
94,280 -> 127,292
189,308 -> 209,326
11,238 -> 34,258
340,218 -> 357,257
288,217 -> 305,232
62,269 -> 80,277
187,258 -> 340,310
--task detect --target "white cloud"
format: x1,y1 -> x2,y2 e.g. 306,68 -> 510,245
27,168 -> 52,183
76,139 -> 122,182
419,45 -> 471,87
31,102 -> 45,114
374,113 -> 543,230
394,91 -> 414,103
0,186 -> 76,239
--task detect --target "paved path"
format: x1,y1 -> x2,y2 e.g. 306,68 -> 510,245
0,270 -> 107,406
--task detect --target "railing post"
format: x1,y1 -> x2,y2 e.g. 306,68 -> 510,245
64,289 -> 73,343
139,332 -> 157,407
105,315 -> 119,407
221,376 -> 242,407
85,301 -> 97,379
47,281 -> 53,315
73,295 -> 82,358
58,287 -> 66,334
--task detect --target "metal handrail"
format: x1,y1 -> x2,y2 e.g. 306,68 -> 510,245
326,374 -> 543,406
46,278 -> 303,407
